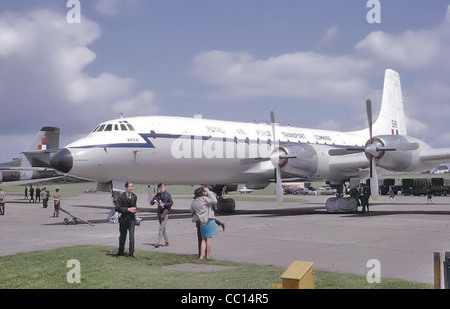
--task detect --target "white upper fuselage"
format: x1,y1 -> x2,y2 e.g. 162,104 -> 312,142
65,115 -> 369,185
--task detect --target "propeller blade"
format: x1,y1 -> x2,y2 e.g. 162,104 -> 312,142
271,111 -> 283,205
377,143 -> 419,152
366,99 -> 373,143
328,147 -> 365,156
369,158 -> 379,200
279,154 -> 298,160
275,166 -> 283,205
270,111 -> 276,145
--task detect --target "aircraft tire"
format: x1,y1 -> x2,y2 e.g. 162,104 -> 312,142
217,198 -> 236,214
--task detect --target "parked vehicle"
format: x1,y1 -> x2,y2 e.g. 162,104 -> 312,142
239,186 -> 254,194
316,186 -> 337,195
296,188 -> 317,195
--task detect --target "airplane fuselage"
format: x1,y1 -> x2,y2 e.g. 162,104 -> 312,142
59,116 -> 371,187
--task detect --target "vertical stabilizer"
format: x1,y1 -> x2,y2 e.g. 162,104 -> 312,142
372,69 -> 407,136
24,127 -> 60,152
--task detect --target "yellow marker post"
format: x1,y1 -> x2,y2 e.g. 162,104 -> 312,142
274,261 -> 314,289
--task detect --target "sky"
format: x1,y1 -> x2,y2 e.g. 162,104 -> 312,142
1,0 -> 450,161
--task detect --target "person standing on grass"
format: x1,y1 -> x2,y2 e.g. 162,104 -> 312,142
190,186 -> 218,260
116,182 -> 138,257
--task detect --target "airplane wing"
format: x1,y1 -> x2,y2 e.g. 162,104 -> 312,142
0,176 -> 64,187
0,166 -> 56,171
420,148 -> 450,162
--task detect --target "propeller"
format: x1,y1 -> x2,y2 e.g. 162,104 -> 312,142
238,111 -> 297,205
270,111 -> 284,205
366,99 -> 379,200
328,99 -> 419,200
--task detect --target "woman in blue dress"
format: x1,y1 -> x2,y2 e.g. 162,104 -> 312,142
190,186 -> 218,259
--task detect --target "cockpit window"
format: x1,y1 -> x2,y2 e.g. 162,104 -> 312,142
92,122 -> 134,133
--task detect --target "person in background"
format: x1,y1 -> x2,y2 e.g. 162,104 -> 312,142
426,186 -> 433,205
360,184 -> 370,213
29,186 -> 34,203
52,188 -> 61,217
0,188 -> 5,215
35,187 -> 41,203
41,187 -> 49,208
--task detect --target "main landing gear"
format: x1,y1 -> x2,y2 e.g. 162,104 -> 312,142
212,185 -> 236,213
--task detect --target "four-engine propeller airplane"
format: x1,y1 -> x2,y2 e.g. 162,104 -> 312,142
50,69 -> 450,211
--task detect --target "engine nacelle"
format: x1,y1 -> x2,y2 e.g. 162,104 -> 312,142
372,135 -> 428,172
279,143 -> 318,178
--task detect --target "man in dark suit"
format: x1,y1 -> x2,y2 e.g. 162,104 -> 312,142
360,184 -> 370,213
116,182 -> 138,257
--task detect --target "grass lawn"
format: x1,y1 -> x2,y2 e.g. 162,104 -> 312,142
0,245 -> 432,289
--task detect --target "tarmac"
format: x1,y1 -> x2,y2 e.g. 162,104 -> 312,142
1,192 -> 450,284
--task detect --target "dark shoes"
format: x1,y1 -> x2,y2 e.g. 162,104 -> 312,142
115,252 -> 134,258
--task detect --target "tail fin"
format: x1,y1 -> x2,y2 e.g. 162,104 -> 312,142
22,127 -> 60,168
24,127 -> 60,152
372,69 -> 407,136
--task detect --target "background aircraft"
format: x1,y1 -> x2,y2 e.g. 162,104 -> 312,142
50,70 -> 450,211
0,127 -> 61,185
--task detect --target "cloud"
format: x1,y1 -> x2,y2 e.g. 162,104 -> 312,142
94,0 -> 142,16
192,50 -> 372,104
94,0 -> 120,16
319,25 -> 339,47
0,9 -> 158,137
355,30 -> 441,69
355,5 -> 450,70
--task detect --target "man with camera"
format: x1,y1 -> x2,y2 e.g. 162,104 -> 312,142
150,183 -> 173,248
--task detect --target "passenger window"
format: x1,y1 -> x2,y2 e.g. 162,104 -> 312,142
114,124 -> 119,131
127,124 -> 135,131
92,125 -> 100,132
120,124 -> 127,131
97,124 -> 106,132
105,124 -> 113,131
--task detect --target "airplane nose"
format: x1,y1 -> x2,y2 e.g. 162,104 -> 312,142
50,148 -> 73,174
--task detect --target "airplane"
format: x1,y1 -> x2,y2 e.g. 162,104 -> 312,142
50,69 -> 450,212
0,127 -> 62,185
